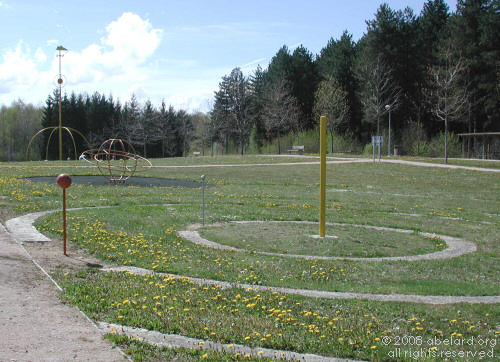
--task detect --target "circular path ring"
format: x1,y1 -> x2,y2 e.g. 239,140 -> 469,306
178,221 -> 477,261
8,211 -> 499,304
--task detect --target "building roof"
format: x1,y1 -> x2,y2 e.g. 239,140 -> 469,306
458,132 -> 500,137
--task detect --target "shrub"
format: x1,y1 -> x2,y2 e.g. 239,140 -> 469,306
400,123 -> 429,157
428,132 -> 461,158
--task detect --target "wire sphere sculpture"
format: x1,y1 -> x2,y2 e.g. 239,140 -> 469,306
80,139 -> 152,183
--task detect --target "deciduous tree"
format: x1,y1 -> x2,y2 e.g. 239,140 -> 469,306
313,75 -> 350,153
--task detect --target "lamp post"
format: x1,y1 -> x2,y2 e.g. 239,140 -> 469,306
385,104 -> 391,156
56,45 -> 68,161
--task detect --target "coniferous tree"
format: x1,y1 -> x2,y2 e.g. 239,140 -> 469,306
248,65 -> 267,150
415,0 -> 451,133
121,94 -> 142,152
289,45 -> 320,130
212,68 -> 254,154
450,0 -> 500,131
363,4 -> 420,134
317,31 -> 362,134
177,109 -> 194,157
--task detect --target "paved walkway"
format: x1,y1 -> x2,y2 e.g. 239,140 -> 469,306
0,223 -> 128,361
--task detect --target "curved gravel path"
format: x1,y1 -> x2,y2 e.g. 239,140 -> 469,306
7,210 -> 498,305
178,221 -> 477,261
103,265 -> 500,305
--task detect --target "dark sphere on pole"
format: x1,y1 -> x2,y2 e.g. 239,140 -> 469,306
56,174 -> 72,189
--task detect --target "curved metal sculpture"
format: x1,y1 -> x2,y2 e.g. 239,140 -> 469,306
80,139 -> 152,183
27,46 -> 91,161
27,126 -> 90,161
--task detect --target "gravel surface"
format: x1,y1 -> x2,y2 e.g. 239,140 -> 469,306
0,223 -> 129,361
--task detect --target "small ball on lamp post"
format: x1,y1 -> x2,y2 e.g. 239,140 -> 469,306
57,173 -> 72,189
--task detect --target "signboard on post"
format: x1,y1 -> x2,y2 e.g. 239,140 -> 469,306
372,136 -> 383,163
372,136 -> 383,146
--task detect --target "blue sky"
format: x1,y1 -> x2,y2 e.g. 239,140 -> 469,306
0,0 -> 457,111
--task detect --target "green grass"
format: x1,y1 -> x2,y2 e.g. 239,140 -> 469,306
197,221 -> 447,257
1,155 -> 499,361
104,333 -> 275,361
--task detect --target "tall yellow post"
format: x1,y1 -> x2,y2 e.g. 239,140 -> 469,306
319,116 -> 327,237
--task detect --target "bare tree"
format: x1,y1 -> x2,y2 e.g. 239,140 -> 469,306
313,75 -> 350,153
262,77 -> 301,154
427,45 -> 468,163
358,55 -> 401,136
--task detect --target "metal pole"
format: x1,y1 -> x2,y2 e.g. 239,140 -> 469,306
201,175 -> 206,225
62,188 -> 67,255
372,137 -> 375,162
388,109 -> 391,156
319,116 -> 326,237
57,173 -> 71,255
56,46 -> 67,161
58,48 -> 63,161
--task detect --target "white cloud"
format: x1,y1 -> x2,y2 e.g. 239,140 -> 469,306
34,47 -> 47,63
0,12 -> 162,104
0,41 -> 41,93
0,1 -> 13,9
101,12 -> 162,67
59,12 -> 163,85
46,39 -> 59,47
124,84 -> 149,102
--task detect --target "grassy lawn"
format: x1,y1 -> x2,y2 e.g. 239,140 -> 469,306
197,221 -> 447,257
0,155 -> 499,361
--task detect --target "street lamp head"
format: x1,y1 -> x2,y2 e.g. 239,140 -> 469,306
385,104 -> 390,110
201,175 -> 206,180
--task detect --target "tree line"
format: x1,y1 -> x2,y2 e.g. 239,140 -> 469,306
1,0 -> 498,161
211,0 -> 499,158
37,90 -> 200,160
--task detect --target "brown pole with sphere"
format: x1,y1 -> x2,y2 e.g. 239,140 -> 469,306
56,174 -> 72,255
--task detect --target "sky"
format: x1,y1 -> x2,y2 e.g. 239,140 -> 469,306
0,0 -> 457,112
